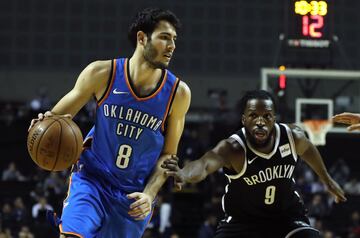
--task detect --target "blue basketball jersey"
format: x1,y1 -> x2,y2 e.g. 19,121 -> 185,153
80,58 -> 179,193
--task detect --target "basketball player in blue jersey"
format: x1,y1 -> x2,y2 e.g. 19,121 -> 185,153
333,112 -> 360,131
162,90 -> 346,238
29,8 -> 191,238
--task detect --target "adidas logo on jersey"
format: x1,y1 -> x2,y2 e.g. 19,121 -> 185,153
279,143 -> 291,158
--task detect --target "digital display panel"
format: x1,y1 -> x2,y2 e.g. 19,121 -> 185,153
286,0 -> 332,47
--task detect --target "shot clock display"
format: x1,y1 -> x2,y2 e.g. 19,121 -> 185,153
286,0 -> 333,48
295,0 -> 327,38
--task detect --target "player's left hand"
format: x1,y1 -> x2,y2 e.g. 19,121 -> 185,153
127,192 -> 152,220
162,155 -> 184,191
332,113 -> 360,131
323,177 -> 347,203
161,156 -> 185,190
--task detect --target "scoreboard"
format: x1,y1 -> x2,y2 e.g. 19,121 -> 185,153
286,0 -> 333,48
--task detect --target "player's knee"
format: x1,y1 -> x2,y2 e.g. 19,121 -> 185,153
289,228 -> 321,238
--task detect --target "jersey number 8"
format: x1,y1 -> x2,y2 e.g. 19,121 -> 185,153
116,144 -> 132,169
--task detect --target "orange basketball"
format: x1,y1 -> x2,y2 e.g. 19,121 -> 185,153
27,116 -> 83,171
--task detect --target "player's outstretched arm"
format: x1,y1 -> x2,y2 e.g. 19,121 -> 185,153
162,138 -> 240,184
332,112 -> 360,131
162,146 -> 225,183
28,60 -> 111,130
291,125 -> 347,203
127,81 -> 191,220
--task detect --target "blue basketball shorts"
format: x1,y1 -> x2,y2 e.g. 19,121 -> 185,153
59,172 -> 152,238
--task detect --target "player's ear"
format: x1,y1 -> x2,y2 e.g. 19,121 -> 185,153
241,115 -> 245,125
137,31 -> 147,46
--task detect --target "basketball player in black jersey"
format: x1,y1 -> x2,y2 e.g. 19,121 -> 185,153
162,90 -> 346,238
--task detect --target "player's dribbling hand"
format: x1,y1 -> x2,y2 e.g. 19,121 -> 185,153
28,111 -> 72,131
323,177 -> 347,203
127,192 -> 152,220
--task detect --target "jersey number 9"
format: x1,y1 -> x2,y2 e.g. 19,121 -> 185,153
264,185 -> 276,205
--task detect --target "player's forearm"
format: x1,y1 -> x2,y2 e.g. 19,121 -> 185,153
180,160 -> 208,183
301,145 -> 331,182
51,90 -> 90,118
182,151 -> 220,183
143,157 -> 170,200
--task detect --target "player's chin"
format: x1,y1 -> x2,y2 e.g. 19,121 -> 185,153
253,136 -> 269,145
154,61 -> 169,69
161,61 -> 170,68
161,57 -> 172,65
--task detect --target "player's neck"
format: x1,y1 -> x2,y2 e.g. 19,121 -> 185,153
127,56 -> 164,97
128,56 -> 163,86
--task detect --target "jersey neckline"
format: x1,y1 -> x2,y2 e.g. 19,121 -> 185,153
242,123 -> 281,159
124,58 -> 168,101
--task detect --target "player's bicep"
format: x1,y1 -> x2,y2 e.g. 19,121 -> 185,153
162,115 -> 185,155
211,139 -> 243,170
162,81 -> 191,155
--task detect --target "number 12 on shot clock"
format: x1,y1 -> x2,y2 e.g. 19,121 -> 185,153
294,0 -> 328,38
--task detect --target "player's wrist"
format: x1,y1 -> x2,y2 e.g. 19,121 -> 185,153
179,170 -> 188,183
143,190 -> 156,202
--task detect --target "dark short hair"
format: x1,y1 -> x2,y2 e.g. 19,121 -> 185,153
128,7 -> 181,48
239,90 -> 277,115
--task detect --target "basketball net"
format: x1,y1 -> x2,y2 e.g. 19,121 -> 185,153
302,120 -> 333,146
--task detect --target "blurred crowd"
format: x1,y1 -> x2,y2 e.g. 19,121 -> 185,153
0,87 -> 97,127
1,127 -> 359,238
0,96 -> 359,238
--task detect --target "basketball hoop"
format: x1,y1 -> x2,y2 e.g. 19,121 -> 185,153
302,120 -> 333,146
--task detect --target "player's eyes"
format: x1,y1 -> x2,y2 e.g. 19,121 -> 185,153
159,35 -> 177,42
160,35 -> 170,40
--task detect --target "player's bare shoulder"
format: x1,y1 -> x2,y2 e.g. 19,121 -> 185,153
287,123 -> 311,155
77,60 -> 113,100
224,137 -> 244,151
219,137 -> 246,172
84,60 -> 112,84
170,80 -> 191,116
176,80 -> 191,102
287,123 -> 307,140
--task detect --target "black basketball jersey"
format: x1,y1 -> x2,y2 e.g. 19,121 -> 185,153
222,123 -> 306,222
